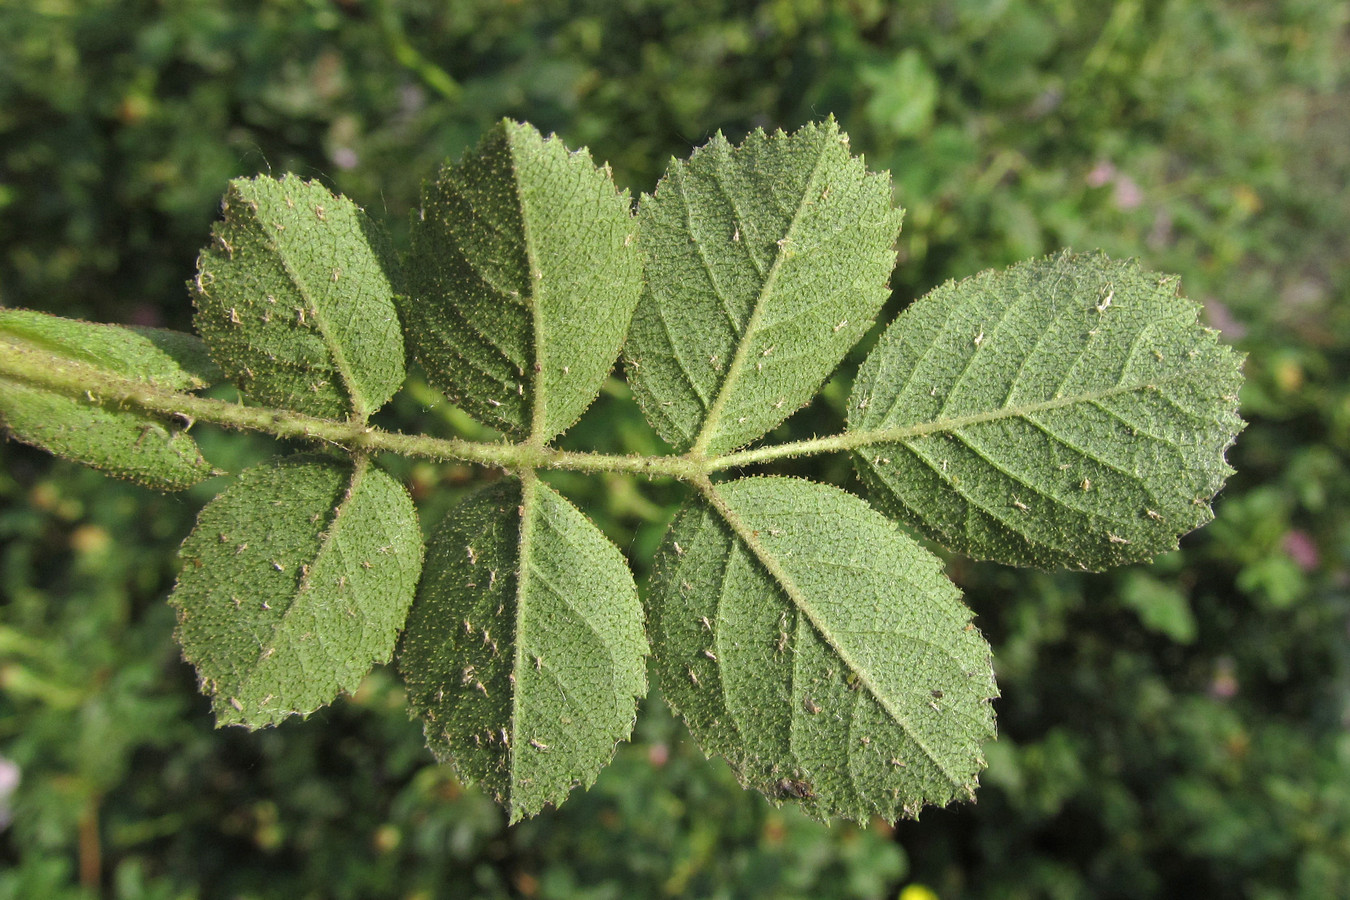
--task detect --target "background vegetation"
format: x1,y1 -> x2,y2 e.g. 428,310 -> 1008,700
2,1 -> 1348,897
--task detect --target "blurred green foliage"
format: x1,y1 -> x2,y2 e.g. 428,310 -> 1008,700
2,0 -> 1348,897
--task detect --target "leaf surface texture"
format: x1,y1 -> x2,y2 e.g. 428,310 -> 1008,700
401,120 -> 641,442
849,252 -> 1244,569
172,454 -> 423,726
649,476 -> 996,822
399,476 -> 647,821
191,175 -> 405,420
625,119 -> 902,455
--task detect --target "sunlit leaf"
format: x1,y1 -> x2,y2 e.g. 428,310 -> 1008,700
649,476 -> 996,823
625,119 -> 902,455
172,454 -> 423,726
191,175 -> 406,420
399,475 -> 647,821
0,309 -> 218,489
849,252 -> 1244,570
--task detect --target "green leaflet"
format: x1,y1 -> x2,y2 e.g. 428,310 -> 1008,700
0,309 -> 218,489
401,120 -> 642,443
848,252 -> 1245,570
172,454 -> 423,727
625,119 -> 902,456
650,476 -> 996,823
191,175 -> 406,421
0,308 -> 222,387
398,475 -> 647,822
0,381 -> 214,491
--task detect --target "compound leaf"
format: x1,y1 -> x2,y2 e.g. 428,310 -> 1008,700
172,453 -> 423,727
192,175 -> 406,421
849,251 -> 1245,570
401,120 -> 641,443
398,475 -> 647,821
625,119 -> 902,456
649,476 -> 996,823
0,309 -> 219,489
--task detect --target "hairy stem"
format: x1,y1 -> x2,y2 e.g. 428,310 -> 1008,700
0,331 -> 950,479
0,335 -> 703,477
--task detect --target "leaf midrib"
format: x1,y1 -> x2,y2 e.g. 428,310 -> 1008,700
505,126 -> 550,447
238,455 -> 368,716
713,358 -> 1230,473
859,373 -> 1201,446
690,130 -> 833,456
243,199 -> 370,421
508,471 -> 539,820
0,327 -> 141,383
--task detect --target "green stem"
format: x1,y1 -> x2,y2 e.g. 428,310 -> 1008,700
3,330 -> 1018,480
0,335 -> 702,478
3,328 -> 1173,481
709,433 -> 861,470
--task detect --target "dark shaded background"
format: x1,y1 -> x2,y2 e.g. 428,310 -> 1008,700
2,1 -> 1348,897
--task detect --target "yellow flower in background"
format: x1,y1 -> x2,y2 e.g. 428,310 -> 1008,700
899,885 -> 941,900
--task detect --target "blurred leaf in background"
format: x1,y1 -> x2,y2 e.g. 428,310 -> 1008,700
2,0 -> 1349,897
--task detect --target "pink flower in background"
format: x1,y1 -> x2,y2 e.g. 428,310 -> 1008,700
332,147 -> 359,170
1208,657 -> 1239,700
1112,175 -> 1143,210
1085,161 -> 1143,210
1283,530 -> 1320,572
1087,161 -> 1117,188
0,755 -> 18,830
1203,297 -> 1249,340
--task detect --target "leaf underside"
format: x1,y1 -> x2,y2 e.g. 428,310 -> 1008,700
401,119 -> 642,442
625,118 -> 903,455
0,309 -> 218,489
398,476 -> 648,822
850,251 -> 1245,570
191,174 -> 406,421
649,476 -> 996,823
172,454 -> 423,727
0,308 -> 222,387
